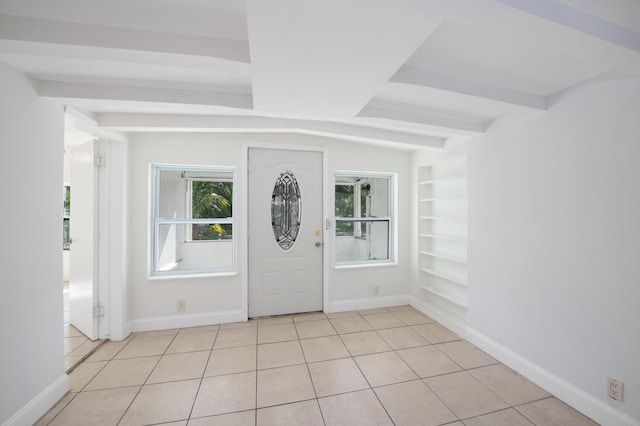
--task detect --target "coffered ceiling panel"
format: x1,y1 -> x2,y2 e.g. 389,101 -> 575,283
0,0 -> 638,147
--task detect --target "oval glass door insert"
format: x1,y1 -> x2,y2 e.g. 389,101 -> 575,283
271,170 -> 301,250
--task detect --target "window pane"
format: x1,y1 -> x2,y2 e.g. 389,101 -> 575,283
192,181 -> 233,219
335,220 -> 389,262
158,169 -> 185,219
335,221 -> 354,236
335,184 -> 354,218
191,223 -> 233,240
157,223 -> 233,272
369,221 -> 390,260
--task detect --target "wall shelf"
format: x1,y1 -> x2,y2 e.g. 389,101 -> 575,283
417,155 -> 468,329
420,285 -> 467,309
419,176 -> 466,185
419,233 -> 466,242
419,250 -> 467,264
420,268 -> 466,286
419,197 -> 467,202
419,216 -> 466,221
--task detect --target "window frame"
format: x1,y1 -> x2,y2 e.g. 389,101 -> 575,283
151,164 -> 236,277
334,172 -> 394,266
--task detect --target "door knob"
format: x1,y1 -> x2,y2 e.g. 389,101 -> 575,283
315,242 -> 322,247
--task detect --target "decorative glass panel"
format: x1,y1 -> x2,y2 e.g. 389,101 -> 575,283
271,171 -> 301,250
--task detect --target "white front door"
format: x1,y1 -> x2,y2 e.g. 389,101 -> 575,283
69,140 -> 98,340
248,148 -> 323,317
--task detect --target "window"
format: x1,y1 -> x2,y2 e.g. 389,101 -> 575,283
63,185 -> 70,250
152,165 -> 235,276
334,173 -> 393,264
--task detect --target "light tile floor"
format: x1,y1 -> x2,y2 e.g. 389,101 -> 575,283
40,306 -> 599,425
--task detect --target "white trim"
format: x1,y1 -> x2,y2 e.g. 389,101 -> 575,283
240,145 -> 249,321
243,143 -> 329,318
2,374 -> 68,426
322,147 -> 330,314
97,140 -> 109,340
409,296 -> 638,426
130,310 -> 245,332
97,112 -> 445,149
333,260 -> 398,269
328,294 -> 409,313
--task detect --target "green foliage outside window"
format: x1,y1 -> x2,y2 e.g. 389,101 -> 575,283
191,181 -> 233,240
335,184 -> 354,235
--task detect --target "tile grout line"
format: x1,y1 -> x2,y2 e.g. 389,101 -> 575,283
114,331 -> 181,425
254,321 -> 259,425
45,308 -> 594,425
187,325 -> 220,423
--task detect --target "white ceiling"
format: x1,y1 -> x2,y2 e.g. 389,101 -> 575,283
1,0 -> 639,150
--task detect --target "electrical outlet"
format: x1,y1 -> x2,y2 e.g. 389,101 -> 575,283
607,377 -> 624,402
177,299 -> 187,312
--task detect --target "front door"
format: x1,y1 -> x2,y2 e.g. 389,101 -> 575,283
248,148 -> 323,317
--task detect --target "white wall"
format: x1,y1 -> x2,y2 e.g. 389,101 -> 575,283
467,79 -> 640,422
127,132 -> 411,330
0,62 -> 67,424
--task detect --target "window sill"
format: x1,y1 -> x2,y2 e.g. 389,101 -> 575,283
334,260 -> 397,270
148,270 -> 238,281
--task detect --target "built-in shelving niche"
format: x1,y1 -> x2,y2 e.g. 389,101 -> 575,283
418,155 -> 468,328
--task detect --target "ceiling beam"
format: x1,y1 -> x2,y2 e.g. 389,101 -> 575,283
0,14 -> 250,63
390,65 -> 547,110
96,113 -> 445,149
494,0 -> 640,53
65,106 -> 127,143
358,106 -> 485,134
39,81 -> 253,110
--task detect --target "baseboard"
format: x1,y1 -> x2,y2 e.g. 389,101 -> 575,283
130,310 -> 245,333
409,296 -> 638,426
2,374 -> 68,426
465,328 -> 639,426
107,320 -> 133,342
409,296 -> 468,339
327,294 -> 409,313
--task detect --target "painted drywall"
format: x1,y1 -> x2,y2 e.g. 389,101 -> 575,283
0,62 -> 67,424
126,132 -> 411,329
468,79 -> 640,421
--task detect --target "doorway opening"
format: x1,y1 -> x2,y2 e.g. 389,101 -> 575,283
62,126 -> 104,372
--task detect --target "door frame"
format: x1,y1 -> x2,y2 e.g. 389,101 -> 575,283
65,107 -> 129,340
242,143 -> 329,320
